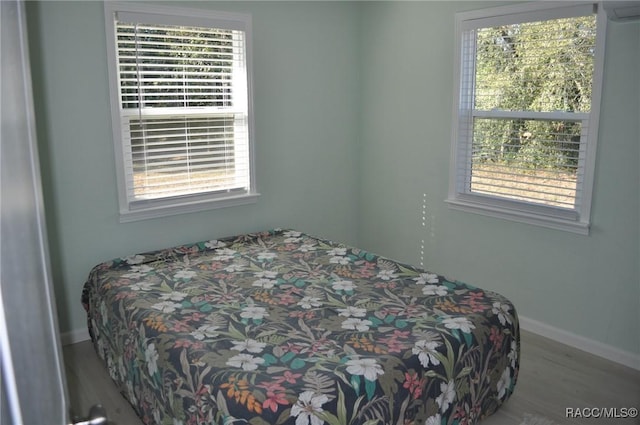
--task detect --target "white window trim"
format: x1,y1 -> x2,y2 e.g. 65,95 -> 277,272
104,2 -> 258,223
446,1 -> 607,235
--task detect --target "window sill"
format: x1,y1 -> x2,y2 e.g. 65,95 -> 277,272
445,196 -> 590,235
119,192 -> 260,223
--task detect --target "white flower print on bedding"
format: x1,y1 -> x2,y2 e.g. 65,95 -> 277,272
254,270 -> 278,279
257,252 -> 277,261
159,291 -> 187,302
298,243 -> 317,252
492,301 -> 513,325
226,353 -> 264,371
497,367 -> 511,399
174,270 -> 197,280
441,316 -> 476,334
240,305 -> 268,321
152,301 -> 182,314
331,280 -> 356,292
212,248 -> 236,261
124,254 -> 145,265
424,414 -> 441,425
231,339 -> 267,353
436,380 -> 456,413
345,358 -> 384,381
190,325 -> 220,341
298,296 -> 322,309
291,391 -> 328,425
145,343 -> 159,376
413,272 -> 439,285
122,264 -> 153,279
422,285 -> 448,296
204,240 -> 226,249
412,339 -> 442,368
337,306 -> 367,318
130,281 -> 154,291
341,318 -> 373,332
377,270 -> 398,281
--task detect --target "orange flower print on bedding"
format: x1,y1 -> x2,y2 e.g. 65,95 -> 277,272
349,336 -> 387,354
220,377 -> 263,414
142,314 -> 168,332
434,298 -> 474,314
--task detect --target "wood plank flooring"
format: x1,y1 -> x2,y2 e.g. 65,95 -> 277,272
62,330 -> 640,425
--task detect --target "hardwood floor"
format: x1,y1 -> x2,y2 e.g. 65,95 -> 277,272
63,330 -> 640,425
480,331 -> 639,425
63,340 -> 142,425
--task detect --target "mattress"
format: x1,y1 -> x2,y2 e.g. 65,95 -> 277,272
82,229 -> 519,425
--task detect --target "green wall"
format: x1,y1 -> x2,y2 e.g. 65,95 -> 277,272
27,1 -> 362,334
28,1 -> 639,358
358,2 -> 640,356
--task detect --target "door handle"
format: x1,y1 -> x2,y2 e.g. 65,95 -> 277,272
70,404 -> 108,425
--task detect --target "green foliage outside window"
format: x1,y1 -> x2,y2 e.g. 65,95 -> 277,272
472,16 -> 596,173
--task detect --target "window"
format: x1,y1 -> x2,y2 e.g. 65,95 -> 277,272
105,2 -> 257,221
447,3 -> 606,234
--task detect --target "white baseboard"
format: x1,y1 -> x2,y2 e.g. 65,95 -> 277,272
60,328 -> 90,346
519,315 -> 640,371
61,317 -> 640,371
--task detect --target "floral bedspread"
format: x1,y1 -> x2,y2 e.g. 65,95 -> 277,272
82,229 -> 519,425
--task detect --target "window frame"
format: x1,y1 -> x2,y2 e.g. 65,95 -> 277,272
104,2 -> 258,222
446,2 -> 607,235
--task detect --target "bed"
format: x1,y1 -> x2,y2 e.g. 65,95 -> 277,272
82,229 -> 519,425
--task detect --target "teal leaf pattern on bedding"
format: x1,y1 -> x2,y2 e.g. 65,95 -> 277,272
82,229 -> 519,425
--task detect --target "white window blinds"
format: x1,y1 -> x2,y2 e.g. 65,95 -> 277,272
448,3 -> 606,234
114,13 -> 251,206
462,14 -> 595,210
